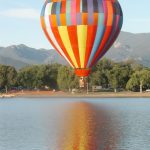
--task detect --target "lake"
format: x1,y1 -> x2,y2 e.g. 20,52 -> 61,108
0,98 -> 150,150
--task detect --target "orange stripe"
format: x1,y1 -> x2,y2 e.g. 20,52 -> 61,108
49,15 -> 57,27
51,26 -> 75,67
106,1 -> 113,26
84,25 -> 97,68
60,14 -> 66,26
67,26 -> 81,68
82,13 -> 88,25
93,13 -> 98,25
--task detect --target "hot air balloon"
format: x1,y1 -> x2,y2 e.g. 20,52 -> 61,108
40,0 -> 123,87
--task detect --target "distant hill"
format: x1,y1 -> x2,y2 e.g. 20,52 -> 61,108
106,32 -> 150,66
0,44 -> 67,69
0,55 -> 28,69
0,31 -> 150,69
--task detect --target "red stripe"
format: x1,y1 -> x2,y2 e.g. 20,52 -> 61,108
103,0 -> 108,26
51,26 -> 75,68
67,26 -> 81,68
75,68 -> 91,77
61,1 -> 66,13
76,0 -> 80,12
84,25 -> 97,68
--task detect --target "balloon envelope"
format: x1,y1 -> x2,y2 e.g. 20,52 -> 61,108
41,0 -> 123,77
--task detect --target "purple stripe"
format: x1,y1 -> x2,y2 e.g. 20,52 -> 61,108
76,13 -> 82,24
97,0 -> 104,13
115,15 -> 120,28
87,0 -> 93,24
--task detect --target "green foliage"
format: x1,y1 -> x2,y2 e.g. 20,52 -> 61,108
126,69 -> 150,91
57,66 -> 79,91
89,59 -> 113,88
89,59 -> 133,92
0,65 -> 17,92
17,66 -> 39,89
108,63 -> 132,91
36,64 -> 58,89
0,58 -> 150,92
17,64 -> 59,89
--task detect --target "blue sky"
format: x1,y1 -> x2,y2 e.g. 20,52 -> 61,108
0,0 -> 150,49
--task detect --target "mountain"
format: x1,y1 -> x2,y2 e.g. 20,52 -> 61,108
0,31 -> 150,69
106,32 -> 150,66
0,44 -> 67,69
0,55 -> 28,69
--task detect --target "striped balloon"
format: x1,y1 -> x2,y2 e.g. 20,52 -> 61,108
41,0 -> 123,77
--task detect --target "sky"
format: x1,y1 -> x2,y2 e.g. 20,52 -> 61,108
0,0 -> 150,49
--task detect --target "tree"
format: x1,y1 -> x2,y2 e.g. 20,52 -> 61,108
107,63 -> 132,92
126,69 -> 150,92
36,64 -> 59,89
17,66 -> 39,89
57,66 -> 79,91
89,58 -> 113,88
0,65 -> 17,93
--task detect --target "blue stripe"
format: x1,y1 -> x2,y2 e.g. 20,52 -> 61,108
87,13 -> 105,67
41,0 -> 53,17
41,2 -> 47,17
56,2 -> 61,26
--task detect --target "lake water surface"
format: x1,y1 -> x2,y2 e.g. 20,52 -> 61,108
0,98 -> 150,150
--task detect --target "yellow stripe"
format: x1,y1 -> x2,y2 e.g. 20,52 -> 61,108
77,25 -> 87,68
58,26 -> 78,68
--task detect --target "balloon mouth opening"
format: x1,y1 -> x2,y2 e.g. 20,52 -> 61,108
75,68 -> 91,77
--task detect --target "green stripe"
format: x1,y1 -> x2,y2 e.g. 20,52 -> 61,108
66,0 -> 71,25
98,13 -> 104,25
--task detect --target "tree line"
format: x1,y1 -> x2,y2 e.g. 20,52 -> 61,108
0,59 -> 150,93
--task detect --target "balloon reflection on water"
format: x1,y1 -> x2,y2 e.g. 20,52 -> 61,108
58,102 -> 119,150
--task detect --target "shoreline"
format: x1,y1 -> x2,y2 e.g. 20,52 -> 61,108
1,91 -> 150,98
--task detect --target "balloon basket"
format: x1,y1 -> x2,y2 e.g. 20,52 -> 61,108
79,77 -> 89,94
